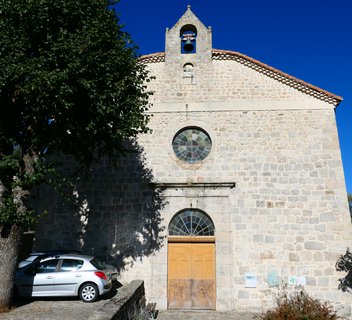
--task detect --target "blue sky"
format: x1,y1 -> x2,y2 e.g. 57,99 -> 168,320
115,0 -> 352,194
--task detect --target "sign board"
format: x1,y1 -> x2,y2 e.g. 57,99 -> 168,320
245,272 -> 257,288
288,275 -> 297,285
297,276 -> 306,286
267,271 -> 279,287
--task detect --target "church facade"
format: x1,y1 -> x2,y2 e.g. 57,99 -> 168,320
34,6 -> 351,314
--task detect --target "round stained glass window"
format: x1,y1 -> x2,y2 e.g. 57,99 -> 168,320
169,210 -> 215,236
172,128 -> 211,164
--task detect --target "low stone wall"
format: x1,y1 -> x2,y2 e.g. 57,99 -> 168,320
88,280 -> 146,320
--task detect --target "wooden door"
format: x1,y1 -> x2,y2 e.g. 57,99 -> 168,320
168,242 -> 215,310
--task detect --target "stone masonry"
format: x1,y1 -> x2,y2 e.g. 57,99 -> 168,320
33,6 -> 351,316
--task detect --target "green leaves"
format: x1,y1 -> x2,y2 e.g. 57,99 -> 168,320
1,0 -> 152,161
0,0 -> 152,226
0,196 -> 42,226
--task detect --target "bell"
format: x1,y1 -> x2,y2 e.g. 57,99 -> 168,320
183,39 -> 194,52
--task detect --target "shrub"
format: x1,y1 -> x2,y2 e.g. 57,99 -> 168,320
256,290 -> 346,320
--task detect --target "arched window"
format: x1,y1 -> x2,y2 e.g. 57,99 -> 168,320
183,63 -> 196,84
169,209 -> 215,236
180,24 -> 197,54
183,63 -> 194,77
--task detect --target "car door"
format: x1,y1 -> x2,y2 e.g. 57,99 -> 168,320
54,258 -> 85,296
29,259 -> 59,296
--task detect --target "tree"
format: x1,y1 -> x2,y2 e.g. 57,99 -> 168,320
0,0 -> 152,307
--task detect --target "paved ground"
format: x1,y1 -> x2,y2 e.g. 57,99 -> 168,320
0,297 -> 259,320
0,282 -> 259,320
157,310 -> 259,320
0,296 -> 113,320
0,283 -> 120,320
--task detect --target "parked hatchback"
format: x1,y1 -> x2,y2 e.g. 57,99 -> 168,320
15,254 -> 112,302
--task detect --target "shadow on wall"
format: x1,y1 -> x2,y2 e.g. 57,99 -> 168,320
33,139 -> 166,272
336,248 -> 352,293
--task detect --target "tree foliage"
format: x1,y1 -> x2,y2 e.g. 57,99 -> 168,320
0,0 -> 152,226
336,248 -> 352,293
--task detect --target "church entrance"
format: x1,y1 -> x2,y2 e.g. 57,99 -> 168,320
167,210 -> 216,310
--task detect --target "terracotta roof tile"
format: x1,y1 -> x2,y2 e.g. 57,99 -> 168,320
138,52 -> 165,63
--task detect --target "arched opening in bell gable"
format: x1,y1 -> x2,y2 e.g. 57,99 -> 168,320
180,24 -> 197,54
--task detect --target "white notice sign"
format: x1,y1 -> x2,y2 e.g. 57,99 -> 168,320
245,272 -> 257,288
297,276 -> 306,286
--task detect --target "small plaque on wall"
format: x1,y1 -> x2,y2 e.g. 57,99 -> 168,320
297,276 -> 306,286
288,276 -> 297,285
245,272 -> 257,288
267,271 -> 279,287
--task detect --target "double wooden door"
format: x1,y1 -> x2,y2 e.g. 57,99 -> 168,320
168,241 -> 215,309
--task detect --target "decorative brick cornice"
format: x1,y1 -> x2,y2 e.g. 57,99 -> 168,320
139,50 -> 342,106
138,52 -> 165,63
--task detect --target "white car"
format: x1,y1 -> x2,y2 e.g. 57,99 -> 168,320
15,254 -> 113,302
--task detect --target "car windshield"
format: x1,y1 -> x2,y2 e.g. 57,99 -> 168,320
90,258 -> 107,270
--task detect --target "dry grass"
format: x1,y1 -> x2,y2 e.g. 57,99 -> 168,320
0,305 -> 15,314
256,290 -> 347,320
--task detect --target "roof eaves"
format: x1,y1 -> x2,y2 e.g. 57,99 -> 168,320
212,49 -> 342,107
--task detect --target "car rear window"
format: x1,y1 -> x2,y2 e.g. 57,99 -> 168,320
90,258 -> 107,270
61,259 -> 84,272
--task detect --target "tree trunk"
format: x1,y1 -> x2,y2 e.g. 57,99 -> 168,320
0,224 -> 23,308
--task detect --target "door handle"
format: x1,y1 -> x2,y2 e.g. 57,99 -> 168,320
75,274 -> 82,278
47,276 -> 54,279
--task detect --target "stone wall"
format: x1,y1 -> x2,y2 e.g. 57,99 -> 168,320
34,106 -> 351,313
33,145 -> 165,271
146,59 -> 316,105
139,108 -> 350,312
88,280 -> 146,320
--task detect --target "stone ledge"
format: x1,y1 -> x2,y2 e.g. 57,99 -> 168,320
88,280 -> 145,320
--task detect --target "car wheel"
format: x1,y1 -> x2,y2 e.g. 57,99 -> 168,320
79,282 -> 99,302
